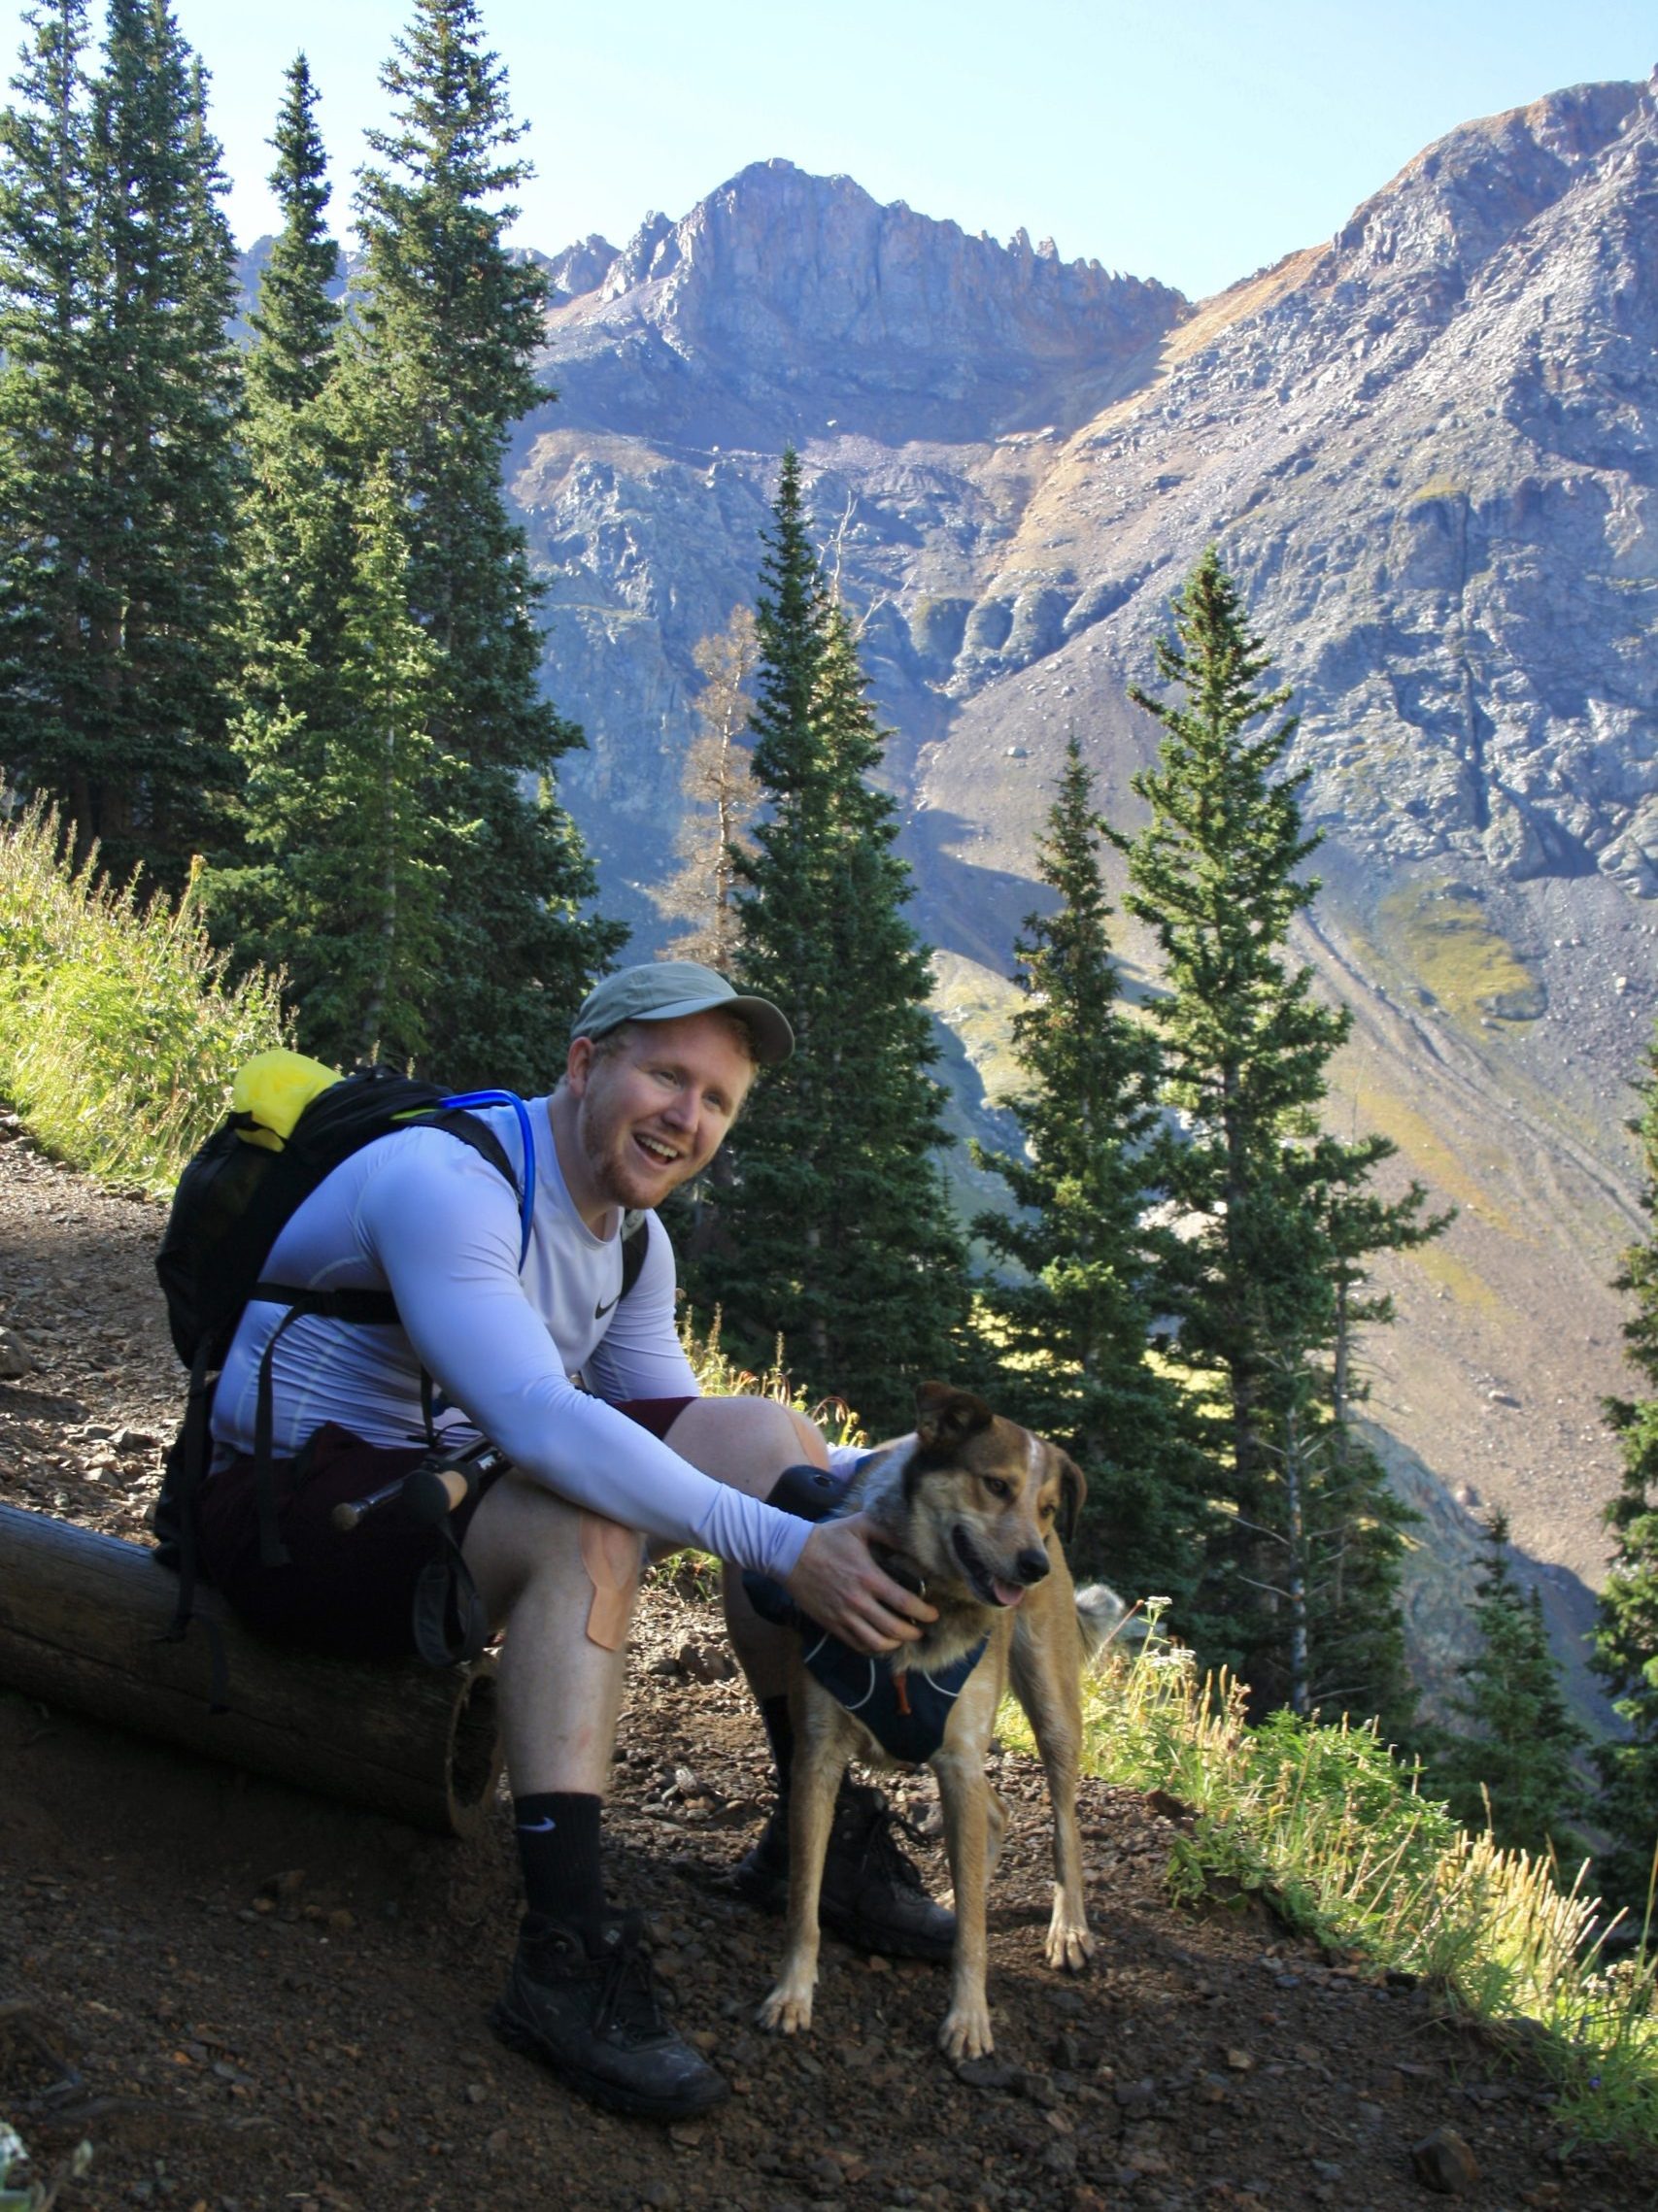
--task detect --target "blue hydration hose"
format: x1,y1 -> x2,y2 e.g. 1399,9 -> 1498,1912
440,1089 -> 537,1265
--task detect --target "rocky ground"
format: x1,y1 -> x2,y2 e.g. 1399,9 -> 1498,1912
0,1120 -> 1650,2212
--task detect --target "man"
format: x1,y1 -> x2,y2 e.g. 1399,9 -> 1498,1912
195,961 -> 951,2121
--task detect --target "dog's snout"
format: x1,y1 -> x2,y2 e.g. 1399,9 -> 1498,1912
1015,1546 -> 1051,1587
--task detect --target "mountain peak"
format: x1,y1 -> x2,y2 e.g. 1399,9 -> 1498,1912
1330,78 -> 1646,285
546,160 -> 1187,444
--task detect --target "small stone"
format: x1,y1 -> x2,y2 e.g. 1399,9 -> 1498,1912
1014,2068 -> 1059,2106
1409,2126 -> 1479,2194
667,2122 -> 706,2150
1225,2047 -> 1256,2072
0,1328 -> 33,1379
955,2056 -> 1017,2092
484,2128 -> 510,2159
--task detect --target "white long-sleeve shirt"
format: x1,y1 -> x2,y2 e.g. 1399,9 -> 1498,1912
212,1095 -> 811,1581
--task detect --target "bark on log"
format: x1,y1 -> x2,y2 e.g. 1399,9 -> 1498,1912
0,1502 -> 501,1835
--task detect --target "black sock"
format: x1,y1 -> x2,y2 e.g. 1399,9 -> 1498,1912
514,1793 -> 605,1926
759,1694 -> 795,1807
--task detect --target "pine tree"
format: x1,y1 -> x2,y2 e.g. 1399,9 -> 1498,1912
344,0 -> 620,1084
652,607 -> 761,968
1125,548 -> 1438,1716
691,452 -> 968,1434
970,736 -> 1204,1602
208,51 -> 357,1045
1592,1041 -> 1658,1913
244,52 -> 338,414
0,0 -> 241,886
211,50 -> 455,1072
1437,1511 -> 1587,1860
0,0 -> 96,806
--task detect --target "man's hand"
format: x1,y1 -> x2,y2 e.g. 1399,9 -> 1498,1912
783,1511 -> 937,1654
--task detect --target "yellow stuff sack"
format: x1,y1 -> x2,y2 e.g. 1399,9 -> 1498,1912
230,1049 -> 343,1151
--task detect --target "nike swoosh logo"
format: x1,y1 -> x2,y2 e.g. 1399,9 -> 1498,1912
593,1294 -> 619,1320
517,1817 -> 558,1833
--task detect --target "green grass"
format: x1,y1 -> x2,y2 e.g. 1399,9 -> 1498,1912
1377,877 -> 1544,1025
929,951 -> 1026,1112
1000,1612 -> 1658,2151
0,799 -> 288,1195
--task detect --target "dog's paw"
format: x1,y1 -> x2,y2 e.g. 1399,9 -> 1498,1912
1043,1918 -> 1096,1973
938,2004 -> 995,2061
758,1983 -> 815,2037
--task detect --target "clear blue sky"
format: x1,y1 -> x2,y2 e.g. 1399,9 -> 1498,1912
5,0 -> 1653,300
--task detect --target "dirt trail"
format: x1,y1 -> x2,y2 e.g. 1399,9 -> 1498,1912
0,1122 -> 1646,2212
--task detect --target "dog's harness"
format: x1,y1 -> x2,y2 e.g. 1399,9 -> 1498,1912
743,1573 -> 989,1763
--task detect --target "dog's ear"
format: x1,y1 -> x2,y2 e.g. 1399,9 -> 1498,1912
1054,1451 -> 1087,1546
914,1381 -> 994,1457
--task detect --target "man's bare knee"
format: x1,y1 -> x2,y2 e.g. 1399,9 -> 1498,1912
664,1394 -> 828,1497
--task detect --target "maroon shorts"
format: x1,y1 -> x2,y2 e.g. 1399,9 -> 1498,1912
197,1398 -> 698,1661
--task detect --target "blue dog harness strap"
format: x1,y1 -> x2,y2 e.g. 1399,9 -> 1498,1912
744,1574 -> 989,1763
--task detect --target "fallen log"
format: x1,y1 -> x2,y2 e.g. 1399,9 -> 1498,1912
0,1501 -> 500,1835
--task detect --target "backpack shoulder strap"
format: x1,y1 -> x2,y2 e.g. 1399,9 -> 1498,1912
620,1211 -> 651,1303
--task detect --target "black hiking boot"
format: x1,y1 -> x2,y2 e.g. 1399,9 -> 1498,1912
491,1909 -> 728,2121
729,1781 -> 956,1962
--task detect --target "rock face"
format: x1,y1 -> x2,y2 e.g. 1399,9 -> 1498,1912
544,157 -> 1185,447
520,156 -> 1186,913
509,90 -> 1658,1674
525,89 -> 1658,942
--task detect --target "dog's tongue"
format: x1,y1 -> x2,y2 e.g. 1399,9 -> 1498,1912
992,1578 -> 1027,1609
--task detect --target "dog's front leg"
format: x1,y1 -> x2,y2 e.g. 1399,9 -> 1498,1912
1011,1606 -> 1095,1972
758,1723 -> 841,2038
931,1746 -> 994,2061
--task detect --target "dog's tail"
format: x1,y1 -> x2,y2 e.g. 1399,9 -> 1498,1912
1074,1582 -> 1147,1669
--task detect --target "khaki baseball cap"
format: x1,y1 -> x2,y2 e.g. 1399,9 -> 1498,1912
570,960 -> 795,1065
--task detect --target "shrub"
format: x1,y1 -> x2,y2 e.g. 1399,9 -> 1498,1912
0,801 -> 288,1194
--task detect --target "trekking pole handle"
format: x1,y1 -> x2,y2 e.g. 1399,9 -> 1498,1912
401,1461 -> 476,1525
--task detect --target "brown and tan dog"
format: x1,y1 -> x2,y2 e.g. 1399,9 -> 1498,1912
759,1382 -> 1122,2061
